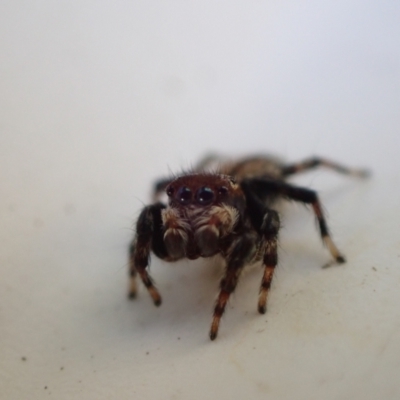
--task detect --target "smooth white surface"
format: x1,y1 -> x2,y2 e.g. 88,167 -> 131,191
1,1 -> 400,399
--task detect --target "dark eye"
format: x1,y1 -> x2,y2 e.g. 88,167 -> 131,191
196,187 -> 214,205
218,186 -> 228,196
177,186 -> 192,204
166,186 -> 174,197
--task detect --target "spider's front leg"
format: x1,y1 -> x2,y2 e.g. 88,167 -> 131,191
128,202 -> 168,306
210,232 -> 258,340
240,183 -> 281,314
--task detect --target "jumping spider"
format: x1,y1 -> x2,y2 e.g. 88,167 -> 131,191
128,154 -> 369,340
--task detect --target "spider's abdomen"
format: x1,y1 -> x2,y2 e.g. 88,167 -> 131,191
219,156 -> 285,182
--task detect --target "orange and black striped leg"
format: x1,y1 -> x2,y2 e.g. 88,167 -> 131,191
311,201 -> 345,264
258,239 -> 278,314
209,233 -> 257,340
281,184 -> 345,263
136,267 -> 162,306
282,156 -> 370,178
128,239 -> 162,306
258,211 -> 280,314
243,179 -> 345,264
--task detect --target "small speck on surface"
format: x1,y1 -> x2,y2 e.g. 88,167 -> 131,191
372,267 -> 377,271
146,351 -> 149,355
21,357 -> 27,361
44,386 -> 47,390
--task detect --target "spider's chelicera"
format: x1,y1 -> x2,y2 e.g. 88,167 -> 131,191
128,154 -> 369,340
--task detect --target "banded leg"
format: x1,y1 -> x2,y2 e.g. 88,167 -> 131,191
128,203 -> 168,306
243,178 -> 345,263
282,183 -> 345,263
258,210 -> 280,314
210,233 -> 257,340
282,156 -> 370,178
311,201 -> 345,264
239,184 -> 281,314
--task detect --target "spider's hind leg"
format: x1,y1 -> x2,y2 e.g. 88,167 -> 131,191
282,156 -> 370,178
285,185 -> 346,264
243,178 -> 346,264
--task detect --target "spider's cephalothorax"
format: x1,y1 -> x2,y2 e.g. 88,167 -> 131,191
128,155 -> 369,340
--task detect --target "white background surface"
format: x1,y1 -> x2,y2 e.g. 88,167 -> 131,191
1,1 -> 400,399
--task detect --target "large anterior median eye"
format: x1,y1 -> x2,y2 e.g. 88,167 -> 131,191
196,187 -> 214,205
177,186 -> 192,204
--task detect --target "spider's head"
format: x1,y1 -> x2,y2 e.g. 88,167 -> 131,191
163,173 -> 245,259
165,173 -> 240,209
